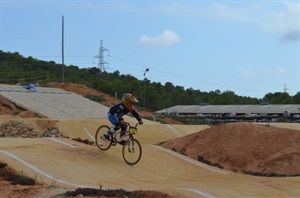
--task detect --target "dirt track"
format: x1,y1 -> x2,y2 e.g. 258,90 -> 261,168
1,116 -> 299,197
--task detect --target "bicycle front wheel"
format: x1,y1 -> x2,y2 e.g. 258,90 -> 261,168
122,138 -> 142,165
95,125 -> 112,151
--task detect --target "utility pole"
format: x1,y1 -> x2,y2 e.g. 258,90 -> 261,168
143,68 -> 149,109
94,40 -> 109,71
62,15 -> 65,83
283,83 -> 289,93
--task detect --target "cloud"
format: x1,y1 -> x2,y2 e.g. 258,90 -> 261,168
241,69 -> 252,79
157,2 -> 254,21
276,67 -> 285,75
280,29 -> 300,42
263,1 -> 300,42
207,3 -> 255,22
263,67 -> 286,79
139,30 -> 181,47
158,1 -> 299,42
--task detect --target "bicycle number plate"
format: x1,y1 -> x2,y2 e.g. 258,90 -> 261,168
129,127 -> 137,134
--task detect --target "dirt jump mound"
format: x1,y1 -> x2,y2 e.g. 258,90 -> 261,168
161,122 -> 300,177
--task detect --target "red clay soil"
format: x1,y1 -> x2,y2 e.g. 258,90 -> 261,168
0,180 -> 46,198
0,95 -> 38,118
161,122 -> 300,176
48,82 -> 118,108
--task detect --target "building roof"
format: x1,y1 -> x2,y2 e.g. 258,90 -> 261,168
155,104 -> 300,115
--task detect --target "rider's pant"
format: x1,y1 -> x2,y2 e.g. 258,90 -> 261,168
107,113 -> 126,138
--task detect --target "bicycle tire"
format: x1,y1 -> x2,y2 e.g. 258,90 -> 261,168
95,125 -> 112,151
122,138 -> 142,165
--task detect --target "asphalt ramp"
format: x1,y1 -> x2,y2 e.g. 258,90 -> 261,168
0,84 -> 109,118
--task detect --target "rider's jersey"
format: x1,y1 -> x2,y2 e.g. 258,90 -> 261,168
109,103 -> 141,121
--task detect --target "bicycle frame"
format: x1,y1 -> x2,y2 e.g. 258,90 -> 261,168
95,122 -> 142,165
110,122 -> 138,144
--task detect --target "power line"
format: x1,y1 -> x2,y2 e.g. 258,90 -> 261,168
107,54 -> 268,93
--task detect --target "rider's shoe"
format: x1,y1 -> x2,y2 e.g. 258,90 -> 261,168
118,133 -> 126,141
101,134 -> 110,142
118,140 -> 126,145
117,131 -> 127,145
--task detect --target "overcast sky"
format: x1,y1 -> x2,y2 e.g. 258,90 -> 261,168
1,0 -> 299,98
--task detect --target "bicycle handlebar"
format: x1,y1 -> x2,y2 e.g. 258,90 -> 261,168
125,122 -> 140,128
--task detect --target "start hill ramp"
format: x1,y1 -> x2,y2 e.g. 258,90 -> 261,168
0,84 -> 109,118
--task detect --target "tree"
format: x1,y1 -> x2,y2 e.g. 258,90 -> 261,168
263,92 -> 293,104
293,92 -> 300,103
0,50 -> 297,111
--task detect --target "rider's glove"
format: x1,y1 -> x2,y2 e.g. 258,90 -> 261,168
120,121 -> 126,125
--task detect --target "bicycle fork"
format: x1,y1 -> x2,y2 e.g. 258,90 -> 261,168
127,139 -> 135,153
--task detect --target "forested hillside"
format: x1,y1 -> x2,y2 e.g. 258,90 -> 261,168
1,50 -> 299,111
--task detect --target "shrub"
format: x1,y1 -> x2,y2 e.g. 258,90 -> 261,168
4,172 -> 36,185
197,155 -> 224,169
0,161 -> 36,185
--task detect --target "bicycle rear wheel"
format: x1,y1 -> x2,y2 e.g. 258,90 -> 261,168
122,138 -> 142,165
95,125 -> 112,151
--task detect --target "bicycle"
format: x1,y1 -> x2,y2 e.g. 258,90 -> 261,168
95,122 -> 142,165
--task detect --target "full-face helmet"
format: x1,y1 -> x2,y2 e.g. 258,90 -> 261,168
122,93 -> 139,111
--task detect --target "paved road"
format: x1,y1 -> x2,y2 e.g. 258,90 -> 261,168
0,84 -> 109,118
